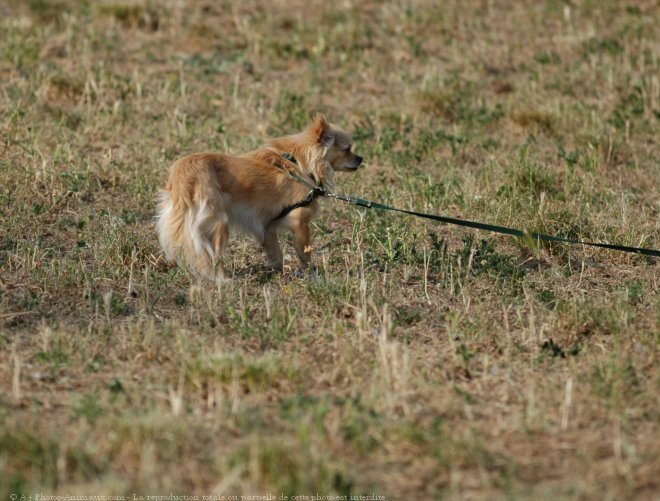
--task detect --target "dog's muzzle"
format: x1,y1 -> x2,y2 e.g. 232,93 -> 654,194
345,155 -> 362,170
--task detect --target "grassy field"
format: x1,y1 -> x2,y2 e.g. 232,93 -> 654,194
1,0 -> 658,499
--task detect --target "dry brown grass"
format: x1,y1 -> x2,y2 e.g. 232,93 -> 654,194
1,0 -> 659,500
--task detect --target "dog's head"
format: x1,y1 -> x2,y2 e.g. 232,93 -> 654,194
309,114 -> 363,172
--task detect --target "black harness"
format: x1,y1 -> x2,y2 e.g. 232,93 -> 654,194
271,153 -> 325,221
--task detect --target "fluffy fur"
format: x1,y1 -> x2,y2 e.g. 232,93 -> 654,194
156,114 -> 362,281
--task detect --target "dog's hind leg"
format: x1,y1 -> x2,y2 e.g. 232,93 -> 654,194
211,223 -> 229,281
183,197 -> 228,282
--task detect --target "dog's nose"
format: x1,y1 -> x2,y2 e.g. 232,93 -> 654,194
355,155 -> 363,165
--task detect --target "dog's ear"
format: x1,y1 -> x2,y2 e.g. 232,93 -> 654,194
310,113 -> 335,148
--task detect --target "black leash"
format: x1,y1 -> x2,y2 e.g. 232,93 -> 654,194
274,153 -> 659,258
328,194 -> 659,258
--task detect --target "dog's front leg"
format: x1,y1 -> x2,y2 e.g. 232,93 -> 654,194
292,221 -> 313,272
286,209 -> 317,277
262,227 -> 283,271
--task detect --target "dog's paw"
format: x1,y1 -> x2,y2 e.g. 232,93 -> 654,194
266,263 -> 284,273
293,266 -> 322,282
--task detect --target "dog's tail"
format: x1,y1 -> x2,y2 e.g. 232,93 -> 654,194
156,159 -> 227,277
156,187 -> 184,265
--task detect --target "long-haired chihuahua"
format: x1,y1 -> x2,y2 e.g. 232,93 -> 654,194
156,114 -> 362,282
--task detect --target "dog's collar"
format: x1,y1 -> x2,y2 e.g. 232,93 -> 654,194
278,150 -> 322,189
281,152 -> 297,164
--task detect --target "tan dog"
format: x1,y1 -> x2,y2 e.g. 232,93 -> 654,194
156,114 -> 362,281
